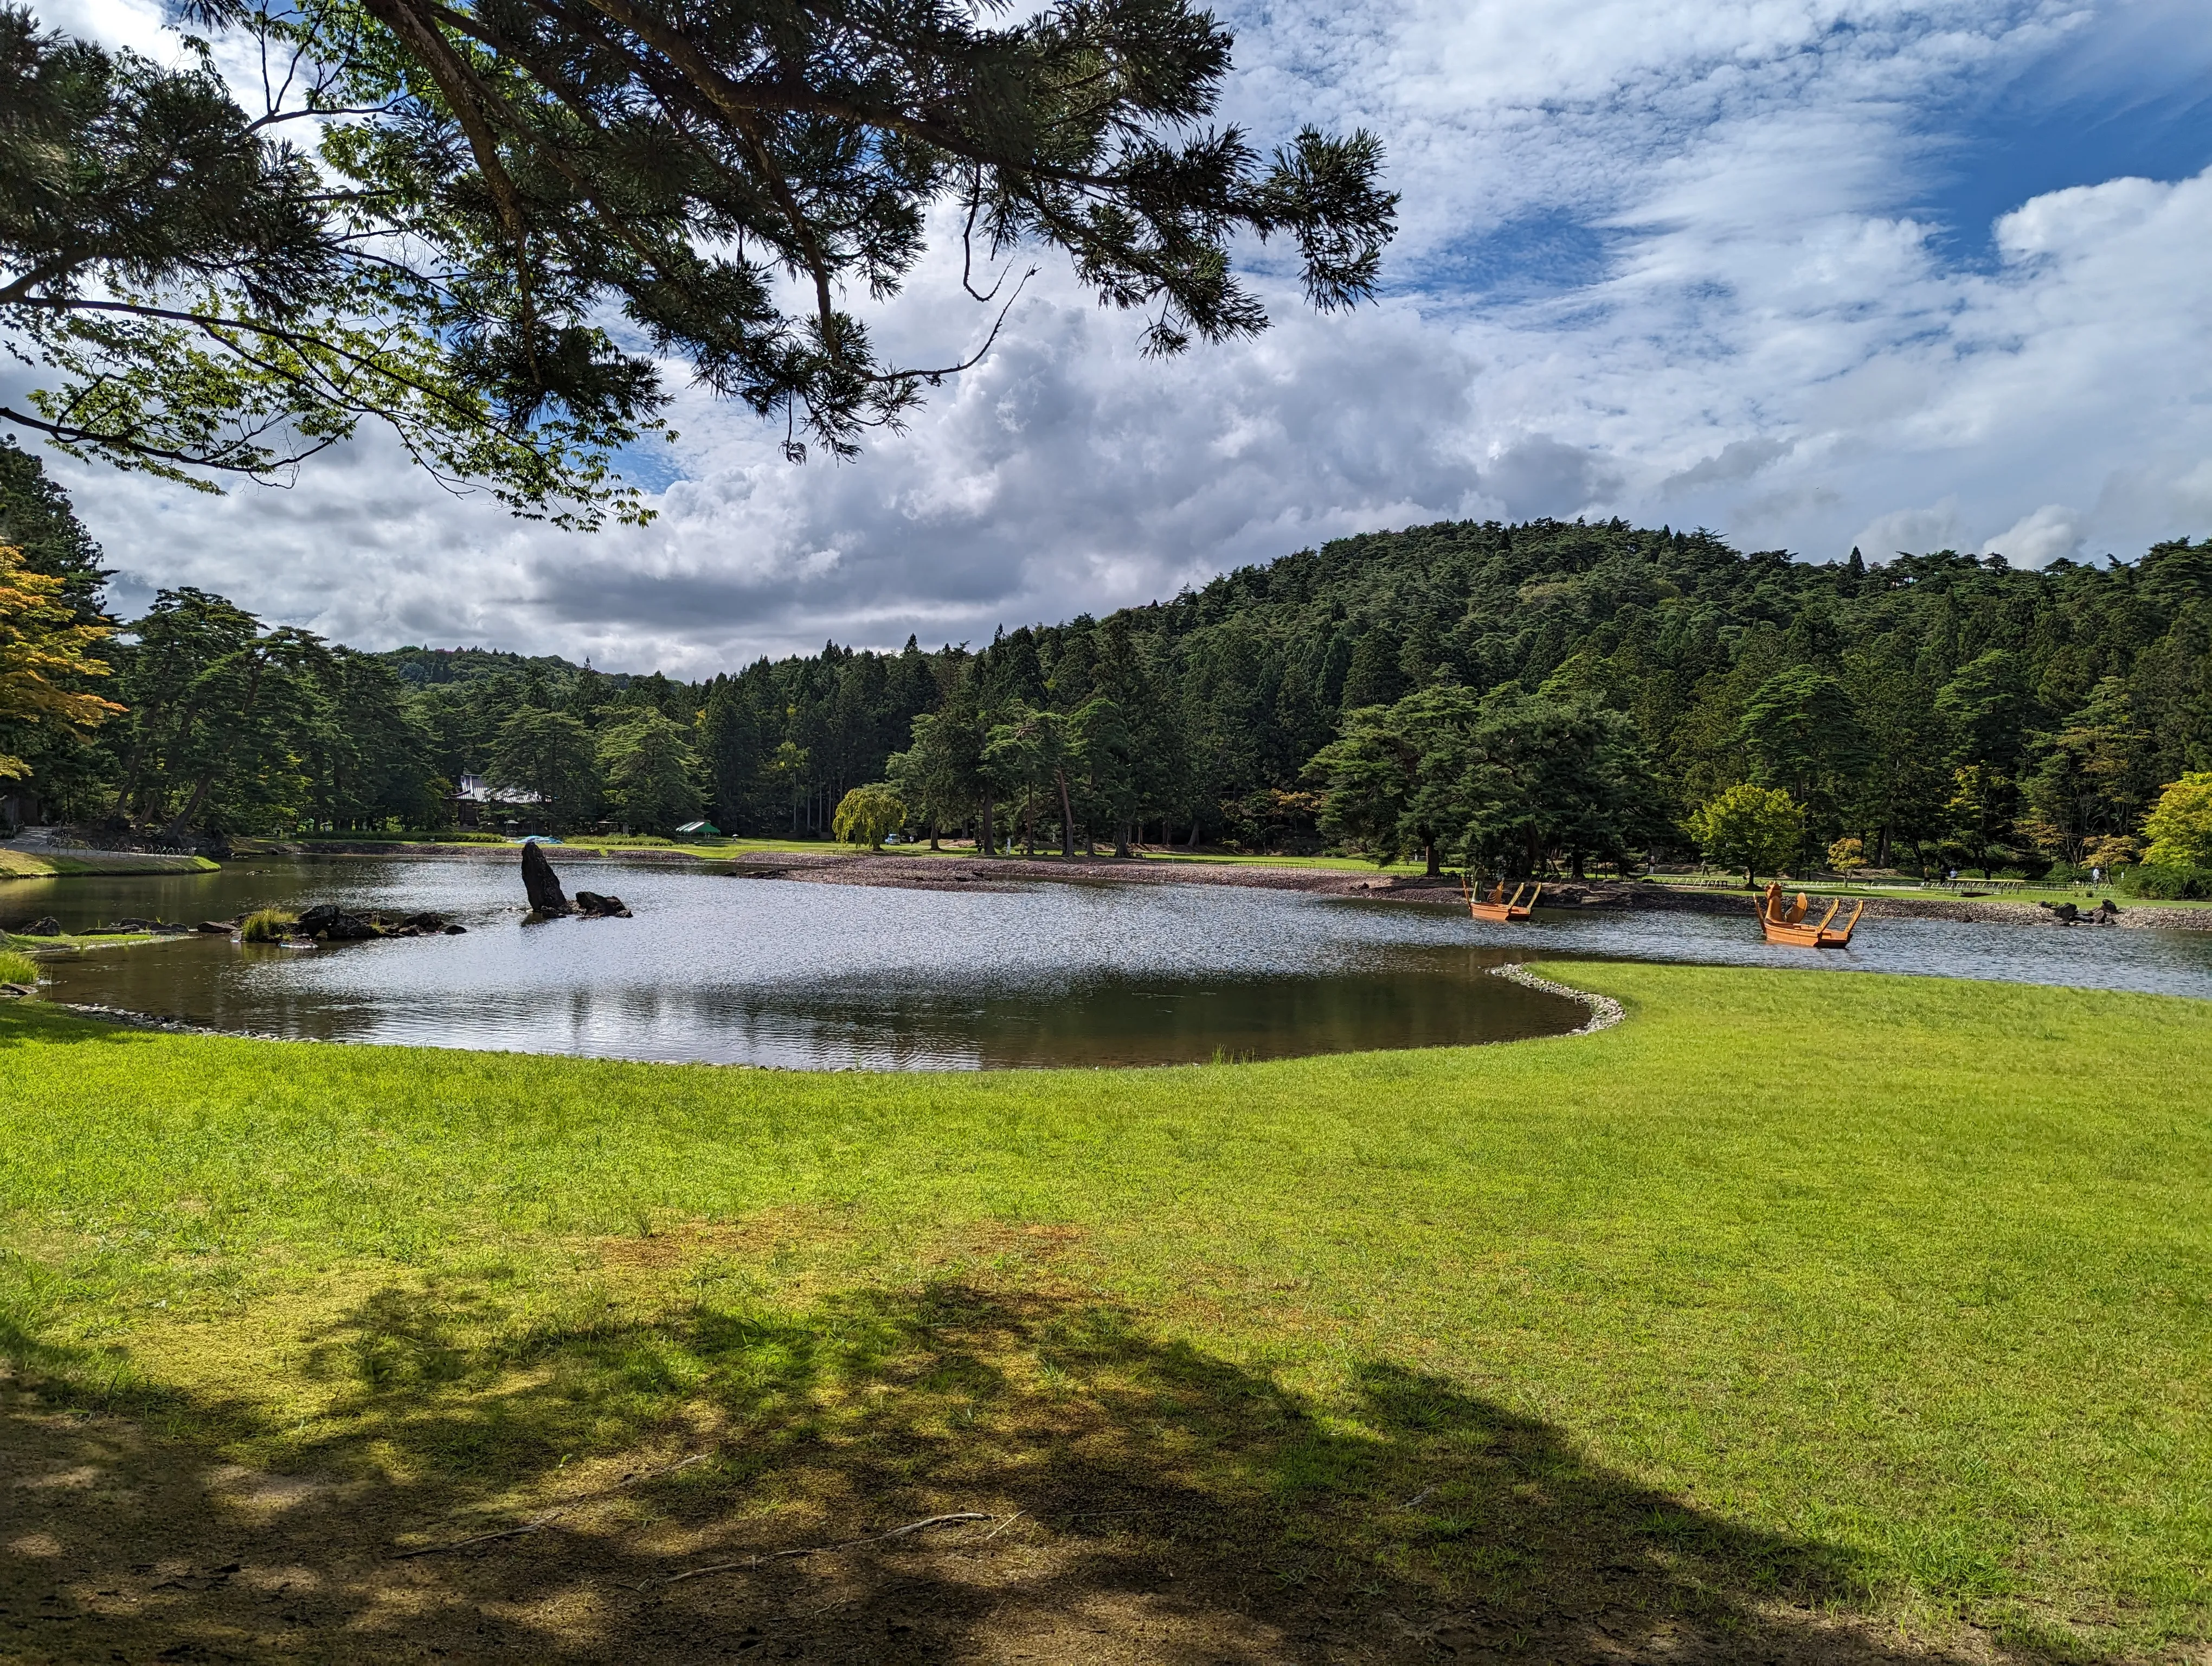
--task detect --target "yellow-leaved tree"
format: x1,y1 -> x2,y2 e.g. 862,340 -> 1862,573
2143,773 -> 2212,870
833,783 -> 906,851
0,543 -> 123,779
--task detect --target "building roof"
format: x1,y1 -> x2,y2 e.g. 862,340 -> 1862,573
454,772 -> 543,805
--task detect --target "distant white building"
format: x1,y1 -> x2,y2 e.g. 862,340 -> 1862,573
453,773 -> 543,826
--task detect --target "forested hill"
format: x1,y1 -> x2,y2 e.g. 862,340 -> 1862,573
7,418 -> 2210,881
690,516 -> 2211,869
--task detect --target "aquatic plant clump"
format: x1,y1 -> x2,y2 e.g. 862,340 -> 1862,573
240,909 -> 297,943
0,947 -> 40,986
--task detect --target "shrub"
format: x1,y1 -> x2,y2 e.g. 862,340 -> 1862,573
1827,836 -> 1866,872
2121,863 -> 2212,901
241,908 -> 296,942
0,947 -> 40,986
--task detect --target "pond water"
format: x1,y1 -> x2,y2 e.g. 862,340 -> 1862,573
9,856 -> 2211,1068
5,858 -> 1581,1068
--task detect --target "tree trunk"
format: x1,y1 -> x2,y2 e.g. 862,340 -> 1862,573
1187,816 -> 1200,850
1115,818 -> 1131,858
928,816 -> 940,852
1057,770 -> 1076,858
1424,841 -> 1439,877
980,797 -> 994,855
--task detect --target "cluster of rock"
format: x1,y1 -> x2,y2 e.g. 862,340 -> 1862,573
520,842 -> 631,918
290,904 -> 465,940
14,908 -> 467,940
2039,899 -> 2122,926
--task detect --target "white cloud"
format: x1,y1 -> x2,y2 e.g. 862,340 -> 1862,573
22,0 -> 2212,667
1853,499 -> 1965,560
1984,504 -> 2084,565
31,0 -> 170,57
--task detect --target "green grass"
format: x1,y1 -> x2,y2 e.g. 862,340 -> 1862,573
239,907 -> 294,943
0,929 -> 159,953
0,947 -> 36,984
0,848 -> 220,878
2,965 -> 2206,1657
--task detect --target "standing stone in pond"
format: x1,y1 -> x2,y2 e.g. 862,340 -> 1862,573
522,841 -> 573,915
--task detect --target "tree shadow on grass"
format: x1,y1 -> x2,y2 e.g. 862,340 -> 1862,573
3,1282 -> 2055,1663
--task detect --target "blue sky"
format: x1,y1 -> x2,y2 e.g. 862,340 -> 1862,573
24,0 -> 2212,671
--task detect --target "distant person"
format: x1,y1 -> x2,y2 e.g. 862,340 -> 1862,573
2091,865 -> 2103,886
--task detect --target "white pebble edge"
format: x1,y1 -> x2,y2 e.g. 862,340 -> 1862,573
1489,964 -> 1625,1035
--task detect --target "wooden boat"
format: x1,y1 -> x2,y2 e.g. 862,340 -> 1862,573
1463,875 -> 1541,922
1756,880 -> 1864,947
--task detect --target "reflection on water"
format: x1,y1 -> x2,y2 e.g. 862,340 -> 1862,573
14,859 -> 1578,1067
10,856 -> 2211,1068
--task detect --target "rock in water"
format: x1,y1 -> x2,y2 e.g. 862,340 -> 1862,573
574,890 -> 632,918
292,903 -> 380,940
522,841 -> 572,915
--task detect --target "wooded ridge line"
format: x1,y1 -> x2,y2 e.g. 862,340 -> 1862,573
5,437 -> 2211,888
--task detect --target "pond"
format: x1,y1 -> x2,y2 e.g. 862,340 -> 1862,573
8,858 -> 1581,1068
10,857 -> 2211,1068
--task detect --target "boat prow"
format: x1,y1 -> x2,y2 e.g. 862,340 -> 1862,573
1756,881 -> 1863,947
1464,876 -> 1541,923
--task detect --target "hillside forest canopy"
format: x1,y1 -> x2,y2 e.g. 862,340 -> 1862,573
5,440 -> 2212,894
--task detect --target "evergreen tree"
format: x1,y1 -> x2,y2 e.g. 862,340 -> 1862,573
490,707 -> 601,830
4,0 -> 1394,513
600,710 -> 702,835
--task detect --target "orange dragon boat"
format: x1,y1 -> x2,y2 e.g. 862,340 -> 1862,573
1463,875 -> 1541,922
1756,880 -> 1864,947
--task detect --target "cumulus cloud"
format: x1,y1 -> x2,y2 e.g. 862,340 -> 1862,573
1660,438 -> 1794,497
1480,435 -> 1623,520
1985,504 -> 2085,565
23,0 -> 2212,669
1853,500 -> 1965,562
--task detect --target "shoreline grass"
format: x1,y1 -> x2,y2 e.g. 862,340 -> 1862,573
1,930 -> 162,953
238,906 -> 294,943
2,965 -> 2207,1659
0,848 -> 221,879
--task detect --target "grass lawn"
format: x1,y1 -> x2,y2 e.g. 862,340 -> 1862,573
0,849 -> 220,879
2,964 -> 2207,1662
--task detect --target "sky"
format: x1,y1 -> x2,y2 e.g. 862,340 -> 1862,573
20,0 -> 2212,675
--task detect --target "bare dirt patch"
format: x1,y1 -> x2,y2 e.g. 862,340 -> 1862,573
590,1206 -> 858,1277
